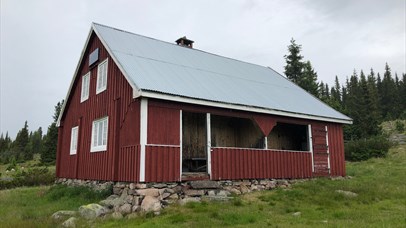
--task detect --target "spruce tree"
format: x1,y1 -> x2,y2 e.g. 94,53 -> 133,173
380,63 -> 396,120
300,61 -> 319,97
284,38 -> 304,84
12,121 -> 30,161
41,100 -> 63,164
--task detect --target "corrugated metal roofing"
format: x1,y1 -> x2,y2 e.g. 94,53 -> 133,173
92,23 -> 351,123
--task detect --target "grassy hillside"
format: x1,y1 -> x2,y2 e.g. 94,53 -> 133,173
0,145 -> 405,227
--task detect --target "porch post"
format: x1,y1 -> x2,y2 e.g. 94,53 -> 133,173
206,113 -> 212,177
139,98 -> 148,182
264,136 -> 268,149
179,110 -> 183,180
308,124 -> 314,173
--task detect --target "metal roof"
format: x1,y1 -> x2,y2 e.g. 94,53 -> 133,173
92,23 -> 352,124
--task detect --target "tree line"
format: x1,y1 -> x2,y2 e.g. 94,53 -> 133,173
0,101 -> 64,164
284,39 -> 405,140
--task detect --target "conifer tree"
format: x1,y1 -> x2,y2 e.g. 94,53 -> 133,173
300,61 -> 319,97
380,63 -> 396,120
284,38 -> 304,84
12,121 -> 30,161
41,100 -> 63,164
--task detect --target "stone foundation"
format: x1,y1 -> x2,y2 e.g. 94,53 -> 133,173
56,178 -> 306,217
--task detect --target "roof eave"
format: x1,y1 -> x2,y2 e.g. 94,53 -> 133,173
135,90 -> 353,125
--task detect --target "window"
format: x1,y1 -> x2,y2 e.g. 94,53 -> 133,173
70,126 -> 79,155
80,72 -> 90,102
96,58 -> 108,94
91,117 -> 108,152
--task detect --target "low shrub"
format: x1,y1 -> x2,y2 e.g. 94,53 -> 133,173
46,184 -> 112,202
395,120 -> 405,133
345,136 -> 391,161
0,167 -> 55,190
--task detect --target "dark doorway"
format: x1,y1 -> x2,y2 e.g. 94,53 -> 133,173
182,112 -> 207,173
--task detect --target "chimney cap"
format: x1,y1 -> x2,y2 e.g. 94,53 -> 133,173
175,36 -> 194,48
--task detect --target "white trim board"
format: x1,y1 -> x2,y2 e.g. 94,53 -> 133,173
139,98 -> 148,182
206,113 -> 212,176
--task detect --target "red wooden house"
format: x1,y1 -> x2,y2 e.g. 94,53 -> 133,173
56,23 -> 352,183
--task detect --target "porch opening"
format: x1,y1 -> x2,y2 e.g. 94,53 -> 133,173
267,122 -> 309,151
211,115 -> 264,148
182,112 -> 207,173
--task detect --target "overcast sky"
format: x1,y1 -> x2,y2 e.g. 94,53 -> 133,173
1,0 -> 405,138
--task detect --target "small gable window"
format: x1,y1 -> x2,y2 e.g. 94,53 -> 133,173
91,116 -> 108,152
81,72 -> 90,102
70,126 -> 79,155
96,58 -> 108,94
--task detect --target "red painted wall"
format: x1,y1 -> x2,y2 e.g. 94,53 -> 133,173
57,32 -> 140,181
211,148 -> 312,180
147,101 -> 180,145
327,123 -> 346,176
145,145 -> 181,182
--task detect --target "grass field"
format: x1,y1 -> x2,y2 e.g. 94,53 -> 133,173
0,145 -> 405,227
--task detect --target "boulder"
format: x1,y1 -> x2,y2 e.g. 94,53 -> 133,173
126,195 -> 134,204
179,197 -> 201,205
141,196 -> 161,212
129,183 -> 136,190
134,183 -> 147,189
119,203 -> 132,215
136,188 -> 160,197
190,180 -> 220,189
266,181 -> 277,189
61,217 -> 77,228
132,205 -> 140,213
160,192 -> 171,200
132,196 -> 140,206
79,203 -> 107,219
184,189 -> 205,196
239,184 -> 250,194
202,195 -> 233,201
127,213 -> 139,219
335,190 -> 358,197
153,183 -> 167,189
51,210 -> 77,220
111,212 -> 123,220
216,190 -> 231,196
224,187 -> 241,195
292,212 -> 301,217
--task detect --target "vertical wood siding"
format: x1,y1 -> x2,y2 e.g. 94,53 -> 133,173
211,148 -> 312,180
327,123 -> 346,176
145,145 -> 181,182
311,124 -> 330,177
147,103 -> 180,145
58,33 -> 139,181
117,145 -> 140,182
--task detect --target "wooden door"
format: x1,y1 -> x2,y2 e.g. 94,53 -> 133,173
312,125 -> 330,176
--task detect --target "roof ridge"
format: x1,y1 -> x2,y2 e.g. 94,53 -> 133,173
91,22 -> 277,72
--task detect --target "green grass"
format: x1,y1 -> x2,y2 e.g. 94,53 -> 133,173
0,185 -> 110,228
0,145 -> 405,227
98,144 -> 406,227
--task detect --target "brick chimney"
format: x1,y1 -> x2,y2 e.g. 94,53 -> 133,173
175,36 -> 194,48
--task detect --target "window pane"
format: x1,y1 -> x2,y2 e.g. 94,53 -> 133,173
98,121 -> 103,146
93,122 -> 98,147
102,119 -> 107,145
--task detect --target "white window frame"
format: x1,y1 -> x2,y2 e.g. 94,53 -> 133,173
96,58 -> 108,94
91,116 -> 108,152
70,126 -> 79,155
80,72 -> 90,102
